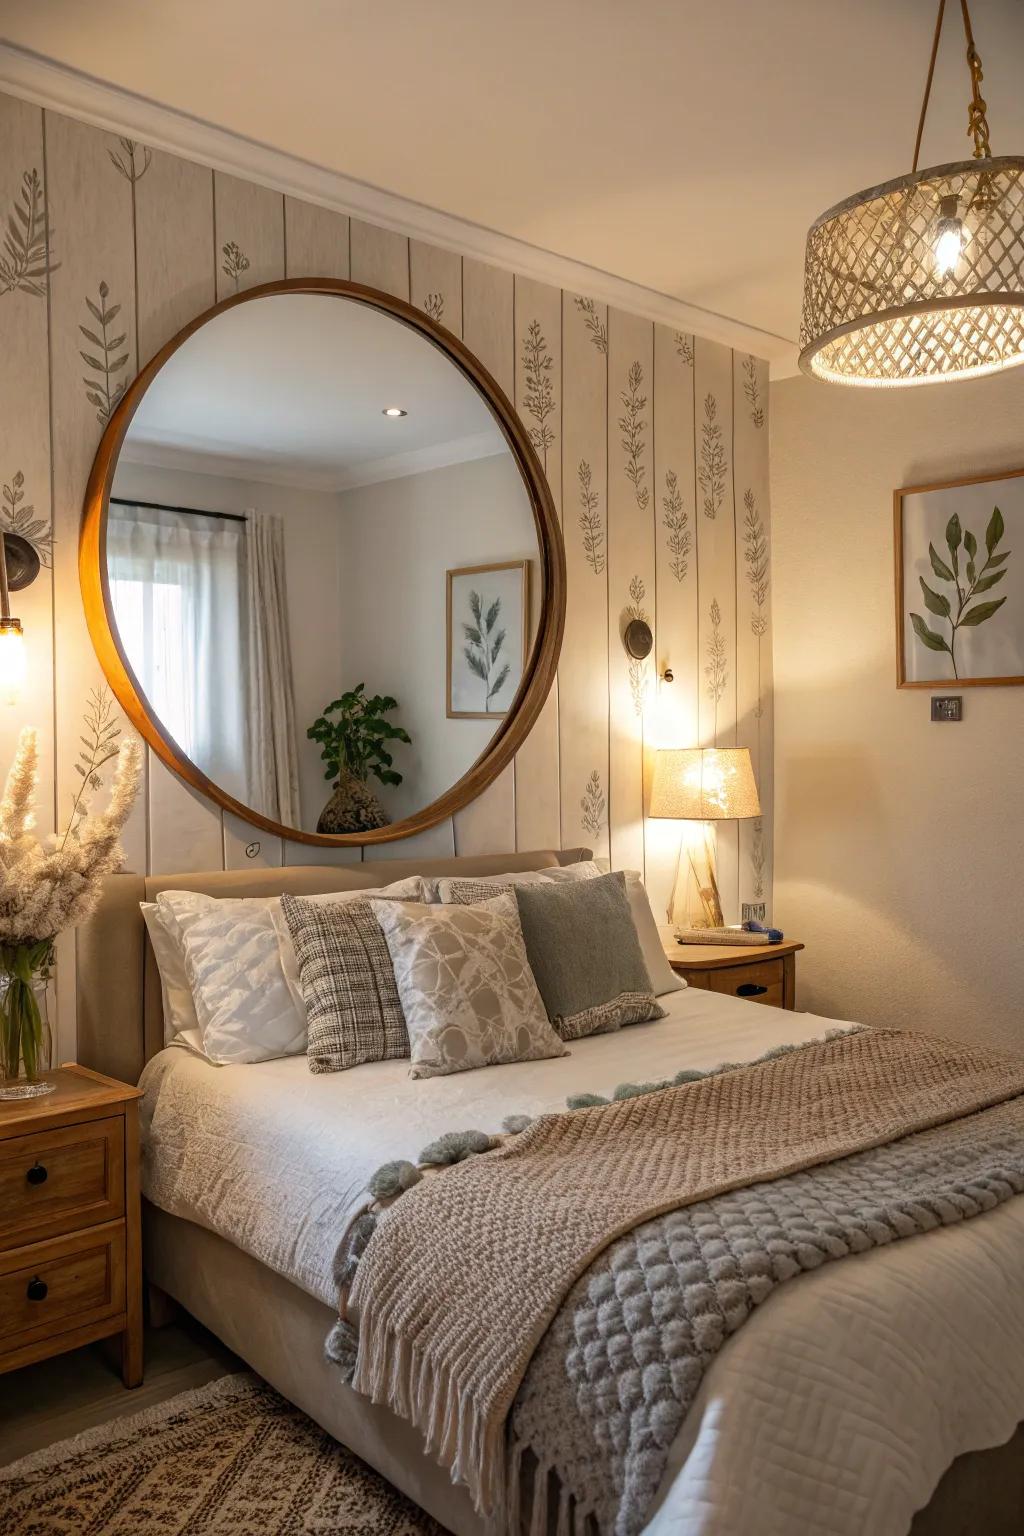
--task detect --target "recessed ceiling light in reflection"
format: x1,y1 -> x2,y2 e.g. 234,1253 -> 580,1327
382,406 -> 408,418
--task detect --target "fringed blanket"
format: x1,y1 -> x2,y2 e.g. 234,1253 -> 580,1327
336,1028 -> 1024,1532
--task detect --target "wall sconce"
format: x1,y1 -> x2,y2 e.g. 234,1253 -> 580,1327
623,618 -> 653,661
0,532 -> 40,702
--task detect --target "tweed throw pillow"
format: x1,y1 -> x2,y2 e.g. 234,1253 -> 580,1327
370,893 -> 567,1080
513,872 -> 666,1040
281,894 -> 408,1073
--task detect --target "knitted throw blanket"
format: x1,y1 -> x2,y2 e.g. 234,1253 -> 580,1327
510,1092 -> 1024,1536
347,1028 -> 1024,1518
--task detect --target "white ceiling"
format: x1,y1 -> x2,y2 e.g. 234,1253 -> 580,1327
121,293 -> 505,489
3,0 -> 1024,344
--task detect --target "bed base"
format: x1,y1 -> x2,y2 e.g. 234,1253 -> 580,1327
145,1206 -> 1023,1536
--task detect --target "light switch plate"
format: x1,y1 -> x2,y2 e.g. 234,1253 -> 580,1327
931,695 -> 962,721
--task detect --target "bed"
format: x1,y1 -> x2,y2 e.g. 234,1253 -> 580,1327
76,849 -> 1024,1535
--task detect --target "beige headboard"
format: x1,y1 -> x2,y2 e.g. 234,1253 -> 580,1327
76,847 -> 592,1085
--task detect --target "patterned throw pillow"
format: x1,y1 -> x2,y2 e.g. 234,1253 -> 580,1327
280,894 -> 408,1073
513,873 -> 666,1041
370,893 -> 568,1080
432,862 -> 602,905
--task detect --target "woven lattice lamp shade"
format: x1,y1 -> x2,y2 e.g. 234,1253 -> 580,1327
649,748 -> 761,822
800,156 -> 1024,387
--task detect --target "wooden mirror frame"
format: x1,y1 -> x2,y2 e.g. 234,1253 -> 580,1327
80,277 -> 566,846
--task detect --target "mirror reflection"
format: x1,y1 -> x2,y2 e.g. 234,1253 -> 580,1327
107,293 -> 540,836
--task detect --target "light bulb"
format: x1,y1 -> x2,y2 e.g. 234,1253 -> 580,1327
0,619 -> 26,704
933,195 -> 966,278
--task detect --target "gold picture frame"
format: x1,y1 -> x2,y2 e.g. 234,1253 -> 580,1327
447,560 -> 530,719
894,464 -> 1024,689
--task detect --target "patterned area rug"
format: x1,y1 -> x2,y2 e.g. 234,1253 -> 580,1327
0,1372 -> 445,1535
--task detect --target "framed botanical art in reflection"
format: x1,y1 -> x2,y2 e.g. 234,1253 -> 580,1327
895,466 -> 1024,688
447,560 -> 529,718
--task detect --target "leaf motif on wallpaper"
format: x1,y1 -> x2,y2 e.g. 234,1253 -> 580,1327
521,319 -> 556,469
577,460 -> 605,575
674,332 -> 694,368
742,355 -> 765,429
0,168 -> 59,299
625,575 -> 650,715
79,282 -> 131,426
743,489 -> 769,720
423,291 -> 445,323
67,685 -> 122,837
704,596 -> 728,740
108,137 -> 152,185
909,506 -> 1010,680
580,769 -> 607,839
619,362 -> 649,511
221,240 -> 251,288
662,470 -> 691,582
2,471 -> 53,568
698,393 -> 726,519
750,817 -> 766,900
574,295 -> 607,354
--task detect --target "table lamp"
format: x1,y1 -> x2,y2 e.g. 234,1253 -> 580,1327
649,747 -> 761,928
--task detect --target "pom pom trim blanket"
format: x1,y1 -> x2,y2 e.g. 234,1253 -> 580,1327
342,1028 -> 1024,1529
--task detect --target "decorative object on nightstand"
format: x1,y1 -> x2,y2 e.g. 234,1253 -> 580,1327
0,1063 -> 143,1385
649,747 -> 761,930
666,939 -> 803,1011
0,717 -> 141,1099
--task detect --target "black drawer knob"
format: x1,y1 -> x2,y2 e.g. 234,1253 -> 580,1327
26,1277 -> 48,1302
737,983 -> 768,998
26,1162 -> 48,1186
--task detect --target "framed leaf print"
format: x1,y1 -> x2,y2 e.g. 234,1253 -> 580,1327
447,561 -> 529,718
895,466 -> 1024,688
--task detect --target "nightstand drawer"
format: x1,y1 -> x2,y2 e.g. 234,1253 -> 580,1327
708,958 -> 784,1007
0,1116 -> 125,1250
0,1222 -> 125,1352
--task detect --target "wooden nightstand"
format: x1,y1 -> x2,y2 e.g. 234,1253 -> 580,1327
0,1064 -> 143,1386
666,939 -> 804,1010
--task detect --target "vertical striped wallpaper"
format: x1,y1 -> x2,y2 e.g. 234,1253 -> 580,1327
0,91 -> 772,1058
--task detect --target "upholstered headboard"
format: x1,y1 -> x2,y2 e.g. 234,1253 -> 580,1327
76,847 -> 592,1085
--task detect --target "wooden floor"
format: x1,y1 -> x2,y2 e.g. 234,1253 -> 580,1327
0,1316 -> 239,1466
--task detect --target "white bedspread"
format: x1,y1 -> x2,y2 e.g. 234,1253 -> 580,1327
140,991 -> 1024,1534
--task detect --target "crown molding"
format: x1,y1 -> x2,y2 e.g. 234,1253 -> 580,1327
0,42 -> 800,376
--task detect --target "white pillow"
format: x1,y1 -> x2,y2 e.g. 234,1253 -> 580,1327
156,890 -> 303,1065
149,876 -> 427,1066
620,872 -> 685,997
141,902 -> 204,1053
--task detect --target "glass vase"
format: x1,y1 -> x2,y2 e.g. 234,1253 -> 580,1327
0,941 -> 56,1100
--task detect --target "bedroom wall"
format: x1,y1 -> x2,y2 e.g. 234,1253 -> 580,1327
0,88 -> 772,1058
336,453 -> 536,826
771,367 -> 1024,1051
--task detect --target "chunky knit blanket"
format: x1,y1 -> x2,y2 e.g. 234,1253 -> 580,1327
509,1092 -> 1024,1536
345,1028 -> 1024,1525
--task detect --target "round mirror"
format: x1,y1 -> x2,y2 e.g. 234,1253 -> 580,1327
81,281 -> 563,845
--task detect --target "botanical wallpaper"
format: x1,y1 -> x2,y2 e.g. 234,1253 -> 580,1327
0,88 -> 772,1055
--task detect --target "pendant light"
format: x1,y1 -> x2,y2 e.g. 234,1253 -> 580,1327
799,0 -> 1024,387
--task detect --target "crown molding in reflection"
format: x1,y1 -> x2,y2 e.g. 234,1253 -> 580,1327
118,428 -> 509,494
0,42 -> 800,378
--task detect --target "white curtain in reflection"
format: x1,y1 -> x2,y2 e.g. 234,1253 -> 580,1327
107,504 -> 249,804
243,510 -> 301,827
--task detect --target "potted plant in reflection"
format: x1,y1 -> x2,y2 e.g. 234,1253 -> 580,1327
0,697 -> 142,1098
308,685 -> 412,835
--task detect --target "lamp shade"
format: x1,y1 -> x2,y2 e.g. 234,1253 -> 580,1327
649,747 -> 761,821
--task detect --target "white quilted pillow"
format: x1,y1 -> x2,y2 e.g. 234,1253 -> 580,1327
154,877 -> 426,1066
